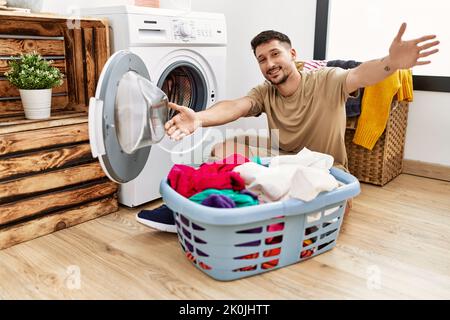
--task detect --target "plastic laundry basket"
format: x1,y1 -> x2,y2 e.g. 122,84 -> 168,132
160,161 -> 361,281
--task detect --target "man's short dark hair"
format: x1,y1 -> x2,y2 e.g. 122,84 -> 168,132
251,30 -> 292,55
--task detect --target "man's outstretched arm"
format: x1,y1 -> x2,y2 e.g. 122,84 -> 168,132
346,23 -> 440,93
165,97 -> 253,141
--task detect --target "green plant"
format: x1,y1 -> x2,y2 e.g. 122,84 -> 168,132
4,52 -> 63,90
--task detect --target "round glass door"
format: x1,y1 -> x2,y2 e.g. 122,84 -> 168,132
89,50 -> 169,184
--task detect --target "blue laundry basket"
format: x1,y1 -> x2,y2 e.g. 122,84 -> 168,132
160,161 -> 360,281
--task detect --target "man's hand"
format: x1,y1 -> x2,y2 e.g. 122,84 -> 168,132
388,22 -> 440,70
165,103 -> 202,141
347,23 -> 440,92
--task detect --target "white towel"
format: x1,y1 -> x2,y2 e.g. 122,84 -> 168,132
233,162 -> 288,202
233,148 -> 339,202
269,147 -> 334,170
289,166 -> 339,202
233,162 -> 268,185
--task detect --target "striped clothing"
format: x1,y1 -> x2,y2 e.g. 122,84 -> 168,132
300,60 -> 328,72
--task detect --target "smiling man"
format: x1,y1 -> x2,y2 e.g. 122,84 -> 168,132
137,24 -> 439,232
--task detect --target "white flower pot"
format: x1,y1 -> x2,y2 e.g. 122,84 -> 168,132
19,88 -> 52,120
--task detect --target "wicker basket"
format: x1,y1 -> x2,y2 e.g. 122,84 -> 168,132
345,101 -> 409,186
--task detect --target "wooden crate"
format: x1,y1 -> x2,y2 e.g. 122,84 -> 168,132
0,12 -> 118,250
345,101 -> 410,186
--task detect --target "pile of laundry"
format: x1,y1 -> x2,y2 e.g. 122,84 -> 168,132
167,148 -> 340,208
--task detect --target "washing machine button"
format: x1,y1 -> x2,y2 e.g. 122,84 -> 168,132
179,23 -> 192,38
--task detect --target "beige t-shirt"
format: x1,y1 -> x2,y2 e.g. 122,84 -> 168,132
246,67 -> 355,169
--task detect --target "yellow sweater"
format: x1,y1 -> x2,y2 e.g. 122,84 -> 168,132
353,70 -> 413,150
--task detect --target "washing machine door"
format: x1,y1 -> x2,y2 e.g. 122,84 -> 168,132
89,50 -> 169,184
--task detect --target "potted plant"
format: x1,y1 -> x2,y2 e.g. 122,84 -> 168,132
5,52 -> 63,120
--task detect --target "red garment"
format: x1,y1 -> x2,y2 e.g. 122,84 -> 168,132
168,154 -> 250,198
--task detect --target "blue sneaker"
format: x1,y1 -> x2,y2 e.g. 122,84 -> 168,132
136,205 -> 177,233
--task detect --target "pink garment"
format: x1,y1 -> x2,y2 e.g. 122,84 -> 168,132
302,60 -> 327,71
268,223 -> 284,232
168,154 -> 250,198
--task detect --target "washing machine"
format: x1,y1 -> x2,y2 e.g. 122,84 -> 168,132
82,6 -> 228,207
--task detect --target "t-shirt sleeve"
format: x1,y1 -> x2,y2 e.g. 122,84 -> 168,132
245,83 -> 267,117
318,67 -> 359,104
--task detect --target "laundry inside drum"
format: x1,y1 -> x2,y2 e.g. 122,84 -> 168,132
160,65 -> 207,119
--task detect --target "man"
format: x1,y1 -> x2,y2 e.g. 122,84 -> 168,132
136,23 -> 439,232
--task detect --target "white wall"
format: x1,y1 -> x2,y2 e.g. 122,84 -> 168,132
9,0 -> 185,14
327,0 -> 450,166
328,0 -> 450,77
404,92 -> 450,166
8,0 -> 126,14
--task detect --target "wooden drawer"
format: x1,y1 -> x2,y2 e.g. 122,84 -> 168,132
0,112 -> 118,250
0,13 -> 117,250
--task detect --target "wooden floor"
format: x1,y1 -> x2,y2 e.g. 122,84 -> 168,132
0,174 -> 449,300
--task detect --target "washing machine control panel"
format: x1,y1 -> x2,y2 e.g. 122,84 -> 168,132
173,19 -> 215,42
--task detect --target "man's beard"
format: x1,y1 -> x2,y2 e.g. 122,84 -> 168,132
269,73 -> 289,85
266,67 -> 290,85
